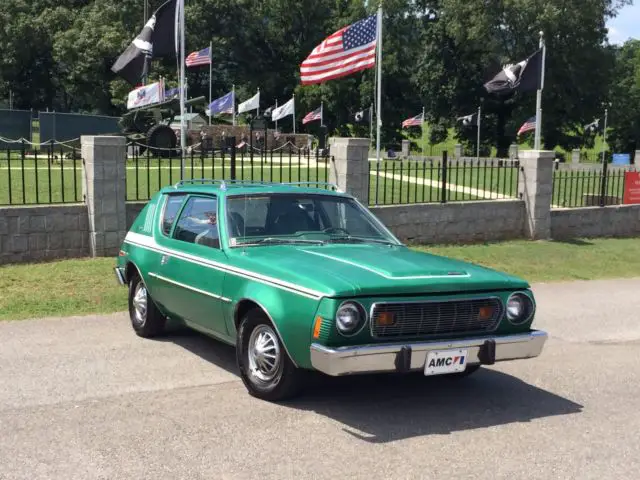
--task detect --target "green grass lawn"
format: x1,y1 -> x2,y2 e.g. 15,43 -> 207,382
1,238 -> 639,321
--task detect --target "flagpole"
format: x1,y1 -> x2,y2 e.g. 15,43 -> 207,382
293,94 -> 296,134
232,84 -> 236,126
320,101 -> 324,126
374,4 -> 383,205
477,105 -> 481,160
179,0 -> 186,179
421,106 -> 425,160
208,40 -> 212,126
534,31 -> 545,150
275,99 -> 278,131
369,102 -> 373,144
257,88 -> 260,117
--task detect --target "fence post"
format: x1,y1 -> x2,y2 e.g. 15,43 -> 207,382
518,150 -> 554,240
599,157 -> 608,207
81,135 -> 127,257
440,151 -> 448,203
328,137 -> 369,203
230,139 -> 237,180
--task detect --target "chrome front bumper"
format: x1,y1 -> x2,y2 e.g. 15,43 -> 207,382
114,267 -> 126,286
310,330 -> 548,376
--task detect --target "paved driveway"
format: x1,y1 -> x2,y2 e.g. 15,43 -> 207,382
1,278 -> 640,480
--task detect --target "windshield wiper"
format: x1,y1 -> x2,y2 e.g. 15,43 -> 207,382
239,237 -> 325,246
328,235 -> 396,246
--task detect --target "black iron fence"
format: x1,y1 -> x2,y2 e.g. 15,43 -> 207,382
368,152 -> 521,206
0,140 -> 82,206
551,162 -> 637,208
126,142 -> 330,201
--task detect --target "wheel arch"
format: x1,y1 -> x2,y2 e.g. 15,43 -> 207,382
233,297 -> 300,368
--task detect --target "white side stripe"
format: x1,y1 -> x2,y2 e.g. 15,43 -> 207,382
301,250 -> 471,280
148,272 -> 232,302
124,232 -> 324,300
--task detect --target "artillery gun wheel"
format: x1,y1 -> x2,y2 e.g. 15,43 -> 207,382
146,124 -> 177,158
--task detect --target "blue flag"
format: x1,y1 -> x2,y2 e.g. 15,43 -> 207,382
208,91 -> 234,115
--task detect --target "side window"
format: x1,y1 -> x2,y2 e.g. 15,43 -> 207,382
161,194 -> 186,236
173,196 -> 220,249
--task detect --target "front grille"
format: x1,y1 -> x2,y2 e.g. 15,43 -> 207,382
370,298 -> 503,338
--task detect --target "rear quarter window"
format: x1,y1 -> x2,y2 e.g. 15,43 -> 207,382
161,194 -> 187,236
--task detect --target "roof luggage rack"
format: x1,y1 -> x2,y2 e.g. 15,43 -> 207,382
173,179 -> 341,192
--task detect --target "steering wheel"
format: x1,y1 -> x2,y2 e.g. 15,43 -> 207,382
323,227 -> 350,235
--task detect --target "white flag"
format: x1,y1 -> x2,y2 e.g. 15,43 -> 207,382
272,97 -> 294,121
127,81 -> 164,110
238,91 -> 260,113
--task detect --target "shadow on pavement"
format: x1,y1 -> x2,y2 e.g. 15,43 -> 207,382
286,369 -> 583,443
163,330 -> 583,443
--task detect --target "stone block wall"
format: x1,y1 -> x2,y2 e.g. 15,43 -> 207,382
551,205 -> 640,239
371,200 -> 525,244
0,204 -> 89,264
126,202 -> 147,229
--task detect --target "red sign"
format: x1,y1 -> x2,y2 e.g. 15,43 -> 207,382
623,171 -> 640,204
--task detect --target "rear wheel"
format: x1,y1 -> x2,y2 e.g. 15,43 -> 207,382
236,309 -> 302,401
128,273 -> 166,338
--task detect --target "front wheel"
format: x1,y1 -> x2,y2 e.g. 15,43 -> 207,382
236,310 -> 303,401
128,274 -> 166,338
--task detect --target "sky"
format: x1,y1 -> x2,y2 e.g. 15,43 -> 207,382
607,2 -> 640,44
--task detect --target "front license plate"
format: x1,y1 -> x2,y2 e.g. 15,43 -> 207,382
424,349 -> 468,376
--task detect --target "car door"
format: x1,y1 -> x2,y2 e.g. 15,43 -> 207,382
154,194 -> 229,336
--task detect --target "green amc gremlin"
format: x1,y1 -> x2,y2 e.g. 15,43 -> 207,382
115,179 -> 547,401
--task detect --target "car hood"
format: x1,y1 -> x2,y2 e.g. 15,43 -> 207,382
227,244 -> 529,298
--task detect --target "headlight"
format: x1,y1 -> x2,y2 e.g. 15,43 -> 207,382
506,292 -> 534,325
335,301 -> 366,336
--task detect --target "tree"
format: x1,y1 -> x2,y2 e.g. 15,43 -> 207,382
412,0 -> 629,156
607,40 -> 640,155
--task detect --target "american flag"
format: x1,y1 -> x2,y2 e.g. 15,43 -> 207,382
302,106 -> 322,124
402,113 -> 424,128
300,15 -> 377,85
185,47 -> 211,67
517,116 -> 536,135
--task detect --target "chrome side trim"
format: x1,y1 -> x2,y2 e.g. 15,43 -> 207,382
114,267 -> 126,286
148,272 -> 232,302
310,330 -> 548,376
124,231 -> 325,300
368,296 -> 504,339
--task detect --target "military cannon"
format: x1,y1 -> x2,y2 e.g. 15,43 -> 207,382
119,95 -> 207,156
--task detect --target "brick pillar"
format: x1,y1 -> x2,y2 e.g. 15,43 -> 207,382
518,150 -> 554,240
81,136 -> 127,257
329,137 -> 370,203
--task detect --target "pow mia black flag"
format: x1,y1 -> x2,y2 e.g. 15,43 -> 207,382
457,112 -> 479,127
483,49 -> 542,96
111,0 -> 178,85
355,107 -> 371,123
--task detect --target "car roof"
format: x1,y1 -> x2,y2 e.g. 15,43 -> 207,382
158,180 -> 349,198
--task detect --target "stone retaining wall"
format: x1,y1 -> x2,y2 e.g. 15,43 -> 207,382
371,200 -> 526,244
0,204 -> 89,264
551,205 -> 640,239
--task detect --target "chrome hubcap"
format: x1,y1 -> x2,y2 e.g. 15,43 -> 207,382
132,283 -> 147,325
247,325 -> 281,383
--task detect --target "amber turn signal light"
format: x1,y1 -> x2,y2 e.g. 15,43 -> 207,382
313,316 -> 323,339
376,312 -> 395,326
478,306 -> 494,321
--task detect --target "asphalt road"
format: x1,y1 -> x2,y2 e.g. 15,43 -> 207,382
2,278 -> 640,480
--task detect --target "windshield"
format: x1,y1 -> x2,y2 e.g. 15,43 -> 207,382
225,193 -> 400,247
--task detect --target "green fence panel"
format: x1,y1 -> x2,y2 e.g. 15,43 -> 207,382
39,112 -> 120,143
0,109 -> 32,150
